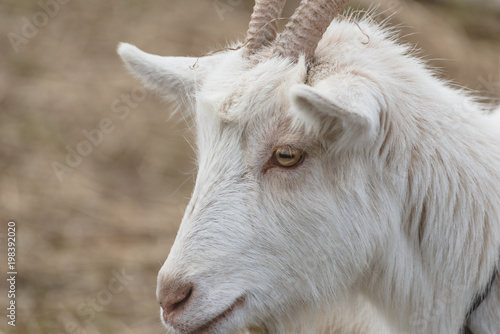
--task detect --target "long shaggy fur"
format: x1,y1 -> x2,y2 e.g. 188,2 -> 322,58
119,11 -> 500,334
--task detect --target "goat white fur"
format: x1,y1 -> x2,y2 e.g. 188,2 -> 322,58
119,12 -> 500,334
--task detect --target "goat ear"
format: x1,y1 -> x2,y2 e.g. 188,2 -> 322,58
290,75 -> 381,148
117,43 -> 216,111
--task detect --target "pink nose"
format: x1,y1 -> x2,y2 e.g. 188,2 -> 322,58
157,277 -> 194,321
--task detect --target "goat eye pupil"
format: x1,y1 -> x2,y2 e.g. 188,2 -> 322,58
274,146 -> 304,168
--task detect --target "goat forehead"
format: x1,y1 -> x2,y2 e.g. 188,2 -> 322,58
198,56 -> 307,123
195,101 -> 303,167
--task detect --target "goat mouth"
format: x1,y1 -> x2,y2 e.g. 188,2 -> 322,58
190,296 -> 246,334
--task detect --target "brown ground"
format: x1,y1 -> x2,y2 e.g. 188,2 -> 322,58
0,0 -> 499,334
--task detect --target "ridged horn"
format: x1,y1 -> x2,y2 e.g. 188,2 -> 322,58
244,0 -> 288,57
274,0 -> 349,62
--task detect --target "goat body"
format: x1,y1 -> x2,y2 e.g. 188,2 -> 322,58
119,4 -> 500,334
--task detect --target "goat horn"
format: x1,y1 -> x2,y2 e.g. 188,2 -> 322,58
244,0 -> 288,57
274,0 -> 349,62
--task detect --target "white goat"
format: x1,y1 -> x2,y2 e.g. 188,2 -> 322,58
118,0 -> 500,333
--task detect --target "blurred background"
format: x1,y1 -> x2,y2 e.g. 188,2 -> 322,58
1,0 -> 499,333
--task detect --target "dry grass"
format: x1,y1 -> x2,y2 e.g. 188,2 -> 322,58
0,1 -> 499,334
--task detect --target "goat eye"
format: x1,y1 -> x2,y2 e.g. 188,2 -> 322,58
274,146 -> 304,168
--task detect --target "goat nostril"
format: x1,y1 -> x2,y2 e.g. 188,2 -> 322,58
172,288 -> 192,310
161,285 -> 193,317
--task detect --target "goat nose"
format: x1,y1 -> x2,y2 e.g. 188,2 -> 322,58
157,278 -> 194,319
